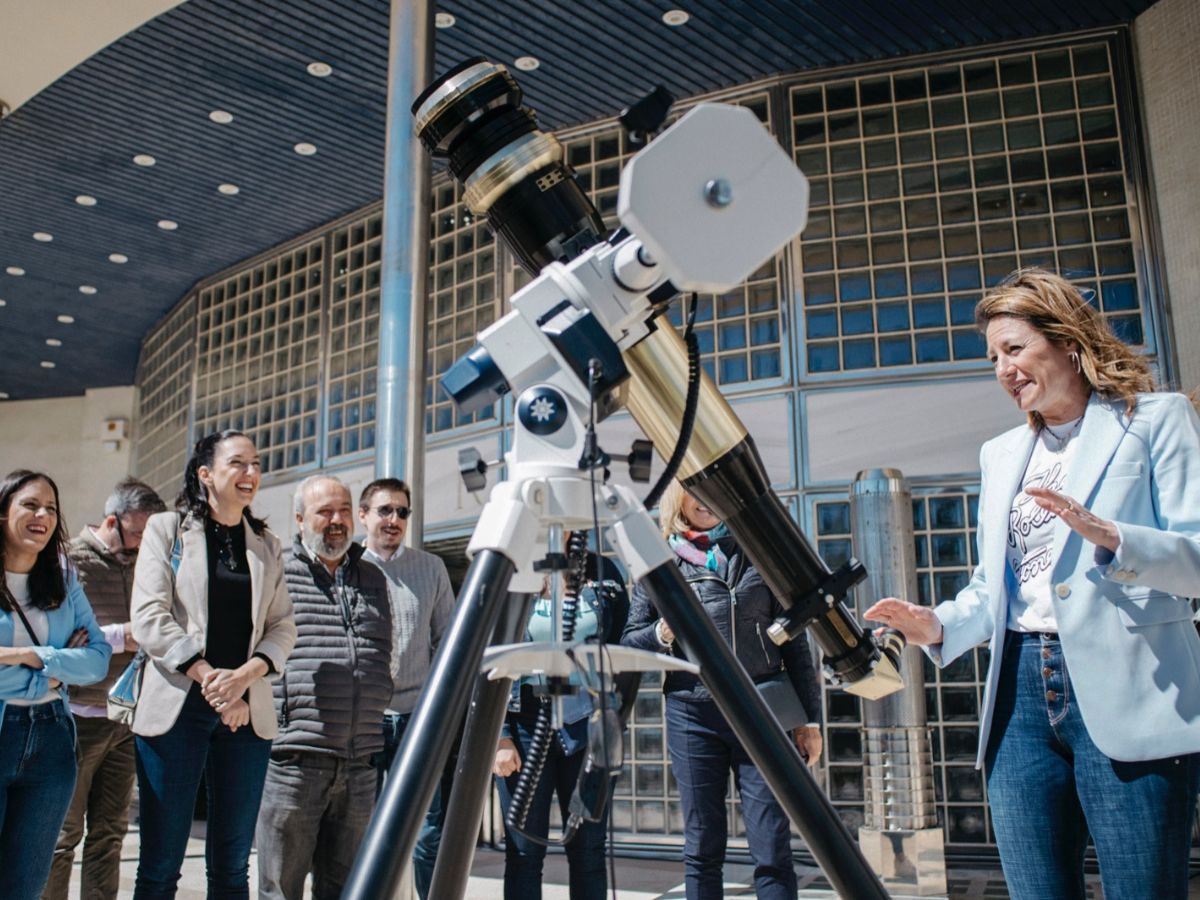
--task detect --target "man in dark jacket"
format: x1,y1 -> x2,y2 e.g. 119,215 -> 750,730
255,475 -> 392,900
44,478 -> 165,900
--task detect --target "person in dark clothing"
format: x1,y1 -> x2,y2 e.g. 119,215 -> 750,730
622,480 -> 822,900
255,475 -> 392,900
493,535 -> 628,900
130,431 -> 296,900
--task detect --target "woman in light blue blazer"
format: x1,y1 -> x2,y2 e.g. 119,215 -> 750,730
867,268 -> 1200,900
0,469 -> 111,900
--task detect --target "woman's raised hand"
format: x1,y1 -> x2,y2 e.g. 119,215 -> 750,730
862,597 -> 944,646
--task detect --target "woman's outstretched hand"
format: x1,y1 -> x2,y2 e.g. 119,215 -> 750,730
862,598 -> 943,646
1024,486 -> 1120,552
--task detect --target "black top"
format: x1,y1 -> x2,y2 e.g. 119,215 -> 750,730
204,518 -> 253,671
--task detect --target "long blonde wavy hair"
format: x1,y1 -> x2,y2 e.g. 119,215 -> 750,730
975,268 -> 1155,428
656,480 -> 696,540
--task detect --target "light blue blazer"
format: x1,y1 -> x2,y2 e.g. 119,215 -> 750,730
0,572 -> 112,722
930,392 -> 1200,766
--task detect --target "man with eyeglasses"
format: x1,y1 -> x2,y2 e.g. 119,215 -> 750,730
358,477 -> 454,900
44,477 -> 166,900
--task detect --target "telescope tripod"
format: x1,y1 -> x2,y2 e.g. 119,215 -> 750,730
344,413 -> 889,900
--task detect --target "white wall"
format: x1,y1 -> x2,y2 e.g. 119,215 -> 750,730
1135,0 -> 1200,391
0,386 -> 136,532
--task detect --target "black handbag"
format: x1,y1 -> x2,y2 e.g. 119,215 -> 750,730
756,671 -> 808,731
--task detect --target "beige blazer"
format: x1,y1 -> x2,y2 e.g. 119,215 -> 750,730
130,511 -> 296,739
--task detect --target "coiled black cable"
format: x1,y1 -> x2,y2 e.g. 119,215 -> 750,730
644,294 -> 701,510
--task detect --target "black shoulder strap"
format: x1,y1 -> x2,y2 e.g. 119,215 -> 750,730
10,596 -> 40,644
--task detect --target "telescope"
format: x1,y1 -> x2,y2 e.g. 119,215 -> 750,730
344,58 -> 904,900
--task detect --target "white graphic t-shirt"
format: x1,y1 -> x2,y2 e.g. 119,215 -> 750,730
1006,418 -> 1083,632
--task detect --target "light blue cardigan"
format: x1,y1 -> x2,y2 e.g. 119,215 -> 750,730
930,392 -> 1200,766
0,571 -> 112,725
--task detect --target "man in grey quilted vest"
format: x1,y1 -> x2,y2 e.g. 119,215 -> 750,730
255,475 -> 393,900
359,477 -> 454,900
44,477 -> 166,900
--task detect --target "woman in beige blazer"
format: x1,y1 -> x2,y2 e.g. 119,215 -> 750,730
130,430 -> 295,900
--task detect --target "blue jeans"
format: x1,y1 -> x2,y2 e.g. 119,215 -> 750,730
375,712 -> 447,900
665,695 -> 796,900
133,685 -> 271,899
495,715 -> 608,900
986,631 -> 1200,900
0,700 -> 77,900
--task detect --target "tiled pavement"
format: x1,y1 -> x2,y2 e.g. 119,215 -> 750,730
73,828 -> 1199,898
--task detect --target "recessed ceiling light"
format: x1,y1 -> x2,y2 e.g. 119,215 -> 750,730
40,361 -> 55,369
514,56 -> 540,71
0,392 -> 8,400
57,314 -> 75,324
32,232 -> 53,242
218,183 -> 240,196
157,219 -> 179,231
79,285 -> 97,295
45,338 -> 62,347
0,299 -> 6,307
5,267 -> 24,276
293,142 -> 318,156
209,110 -> 234,124
435,12 -> 456,28
307,61 -> 333,78
75,194 -> 98,207
662,9 -> 690,25
133,154 -> 156,167
108,253 -> 128,264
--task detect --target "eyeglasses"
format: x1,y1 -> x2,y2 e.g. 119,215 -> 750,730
371,505 -> 412,521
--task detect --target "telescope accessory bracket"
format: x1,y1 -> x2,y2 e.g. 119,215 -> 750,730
767,558 -> 868,647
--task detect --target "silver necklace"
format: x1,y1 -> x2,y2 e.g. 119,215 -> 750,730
1042,415 -> 1083,450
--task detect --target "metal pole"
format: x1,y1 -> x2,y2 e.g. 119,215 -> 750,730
851,468 -> 946,897
343,550 -> 515,900
641,562 -> 891,900
376,0 -> 433,544
427,592 -> 536,900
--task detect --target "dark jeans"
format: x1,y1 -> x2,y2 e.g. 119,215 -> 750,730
665,694 -> 796,900
495,716 -> 608,900
0,700 -> 77,900
375,712 -> 449,900
255,751 -> 376,900
986,631 -> 1200,900
45,715 -> 136,900
133,685 -> 271,900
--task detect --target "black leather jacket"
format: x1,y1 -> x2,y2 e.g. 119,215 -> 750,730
621,537 -> 821,722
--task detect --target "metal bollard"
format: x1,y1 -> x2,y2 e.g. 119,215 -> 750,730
851,468 -> 947,897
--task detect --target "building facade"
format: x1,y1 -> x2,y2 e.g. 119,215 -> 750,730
130,23 -> 1192,852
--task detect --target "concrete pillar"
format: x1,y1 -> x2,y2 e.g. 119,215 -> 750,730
851,468 -> 947,897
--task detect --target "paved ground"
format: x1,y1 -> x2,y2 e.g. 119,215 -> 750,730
70,826 -> 1199,898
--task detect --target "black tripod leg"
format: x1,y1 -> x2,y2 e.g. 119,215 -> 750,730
427,590 -> 537,900
640,561 -> 890,900
343,549 -> 517,900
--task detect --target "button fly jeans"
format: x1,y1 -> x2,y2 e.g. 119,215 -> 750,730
985,631 -> 1200,900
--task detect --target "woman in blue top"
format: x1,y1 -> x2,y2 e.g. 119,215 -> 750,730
867,269 -> 1200,900
492,535 -> 629,900
0,469 -> 111,900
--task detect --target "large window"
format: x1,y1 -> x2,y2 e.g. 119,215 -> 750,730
193,241 -> 324,474
794,41 -> 1143,374
327,212 -> 382,458
812,489 -> 989,845
134,296 -> 195,498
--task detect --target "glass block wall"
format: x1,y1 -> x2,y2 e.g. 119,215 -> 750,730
133,296 -> 195,499
813,490 -> 988,844
793,41 -> 1143,374
192,241 -> 325,474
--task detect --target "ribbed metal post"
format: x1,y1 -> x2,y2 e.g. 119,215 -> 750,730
375,0 -> 432,544
851,468 -> 947,897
